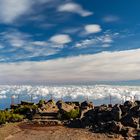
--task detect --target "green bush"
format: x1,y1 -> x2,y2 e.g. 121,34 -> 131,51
38,99 -> 45,107
63,108 -> 80,119
0,111 -> 24,125
39,99 -> 45,105
10,114 -> 23,122
13,104 -> 37,115
0,112 -> 6,124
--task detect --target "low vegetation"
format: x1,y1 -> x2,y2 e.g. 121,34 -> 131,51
38,99 -> 45,106
0,111 -> 24,125
12,104 -> 38,120
13,104 -> 37,115
63,108 -> 80,119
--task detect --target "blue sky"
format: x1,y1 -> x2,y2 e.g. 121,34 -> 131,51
0,0 -> 140,85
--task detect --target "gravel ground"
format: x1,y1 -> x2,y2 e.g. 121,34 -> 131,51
0,123 -> 124,140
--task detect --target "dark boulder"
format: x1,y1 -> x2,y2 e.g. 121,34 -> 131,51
124,101 -> 136,108
56,100 -> 74,112
108,121 -> 123,133
130,105 -> 140,117
111,105 -> 122,121
81,116 -> 93,128
67,119 -> 82,128
81,101 -> 94,110
121,114 -> 139,128
93,121 -> 123,133
121,127 -> 137,138
21,101 -> 34,106
80,101 -> 94,118
135,100 -> 140,106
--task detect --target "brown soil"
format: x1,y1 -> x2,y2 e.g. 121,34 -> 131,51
0,122 -> 124,140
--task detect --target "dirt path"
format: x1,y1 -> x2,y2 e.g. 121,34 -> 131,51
0,123 -> 124,140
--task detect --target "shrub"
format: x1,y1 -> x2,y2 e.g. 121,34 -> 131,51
0,111 -> 24,125
0,112 -> 6,124
10,114 -> 24,122
38,99 -> 45,107
13,104 -> 37,115
39,99 -> 45,104
63,108 -> 80,119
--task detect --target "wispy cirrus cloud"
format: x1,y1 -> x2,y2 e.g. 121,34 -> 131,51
0,0 -> 57,24
0,30 -> 68,62
0,0 -> 33,23
0,44 -> 4,49
102,44 -> 111,48
103,15 -> 120,23
0,28 -> 122,62
0,29 -> 31,49
31,41 -> 48,46
74,32 -> 118,49
0,0 -> 93,25
58,2 -> 93,17
62,27 -> 82,34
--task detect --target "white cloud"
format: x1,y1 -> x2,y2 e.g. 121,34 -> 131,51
85,24 -> 102,34
1,49 -> 140,84
50,34 -> 72,44
0,0 -> 33,23
36,0 -> 52,4
0,85 -> 139,105
31,41 -> 48,46
0,0 -> 53,24
103,15 -> 120,23
102,44 -> 111,48
0,30 -> 29,47
102,36 -> 113,43
62,27 -> 81,34
74,32 -> 117,49
9,37 -> 25,47
75,39 -> 97,48
98,35 -> 113,43
58,2 -> 93,17
0,30 -> 62,60
0,44 -> 4,49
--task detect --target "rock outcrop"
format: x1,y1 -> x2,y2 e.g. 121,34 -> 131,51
10,99 -> 140,139
68,100 -> 140,139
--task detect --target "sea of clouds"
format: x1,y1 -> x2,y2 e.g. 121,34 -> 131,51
0,85 -> 140,109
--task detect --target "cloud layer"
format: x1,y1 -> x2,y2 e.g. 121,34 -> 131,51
0,48 -> 140,84
0,85 -> 140,109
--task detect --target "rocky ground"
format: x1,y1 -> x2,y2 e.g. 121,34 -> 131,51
0,122 -> 124,140
0,99 -> 140,140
